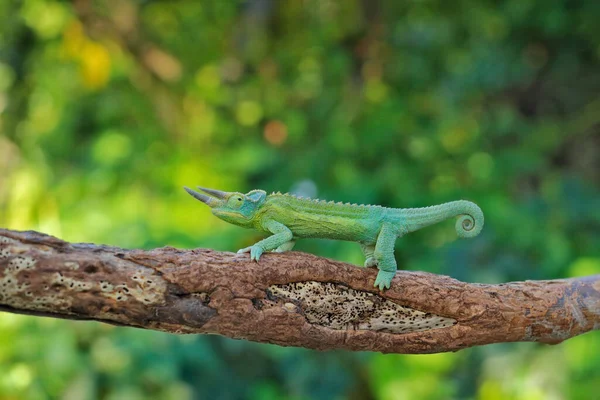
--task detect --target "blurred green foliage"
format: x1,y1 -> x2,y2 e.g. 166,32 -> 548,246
0,0 -> 599,398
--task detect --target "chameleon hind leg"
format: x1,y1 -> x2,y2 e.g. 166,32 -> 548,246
373,223 -> 399,290
360,243 -> 377,267
274,240 -> 296,253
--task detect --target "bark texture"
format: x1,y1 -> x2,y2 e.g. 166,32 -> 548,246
1,228 -> 599,354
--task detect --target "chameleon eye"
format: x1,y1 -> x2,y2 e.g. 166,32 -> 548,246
228,195 -> 244,208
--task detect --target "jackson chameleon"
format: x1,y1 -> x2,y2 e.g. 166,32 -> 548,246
185,186 -> 484,290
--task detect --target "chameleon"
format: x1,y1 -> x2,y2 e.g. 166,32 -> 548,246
184,186 -> 484,290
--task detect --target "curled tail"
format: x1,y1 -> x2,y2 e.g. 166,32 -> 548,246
399,200 -> 484,238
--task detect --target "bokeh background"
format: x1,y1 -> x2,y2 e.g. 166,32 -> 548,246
1,0 -> 600,399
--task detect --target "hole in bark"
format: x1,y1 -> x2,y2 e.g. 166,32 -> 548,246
251,298 -> 263,310
84,265 -> 98,274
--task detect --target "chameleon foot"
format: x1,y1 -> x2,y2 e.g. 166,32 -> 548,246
374,270 -> 395,290
237,245 -> 264,261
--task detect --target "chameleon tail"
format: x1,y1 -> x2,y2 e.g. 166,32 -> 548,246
400,200 -> 484,238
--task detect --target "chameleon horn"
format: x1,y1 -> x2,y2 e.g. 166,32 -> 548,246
196,186 -> 228,199
184,187 -> 220,207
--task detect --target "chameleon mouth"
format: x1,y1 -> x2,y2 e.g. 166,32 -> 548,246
212,209 -> 250,220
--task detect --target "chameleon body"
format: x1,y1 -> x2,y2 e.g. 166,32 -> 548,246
185,186 -> 484,290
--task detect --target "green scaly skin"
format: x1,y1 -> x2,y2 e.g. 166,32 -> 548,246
185,186 -> 484,290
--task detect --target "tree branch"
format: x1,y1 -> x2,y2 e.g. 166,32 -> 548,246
1,228 -> 598,354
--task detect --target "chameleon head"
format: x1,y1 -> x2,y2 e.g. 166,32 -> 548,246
184,186 -> 266,227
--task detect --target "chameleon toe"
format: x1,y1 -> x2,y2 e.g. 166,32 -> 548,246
374,270 -> 395,290
250,245 -> 264,261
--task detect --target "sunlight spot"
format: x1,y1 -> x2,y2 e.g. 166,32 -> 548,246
143,46 -> 182,82
365,79 -> 389,103
80,41 -> 111,89
568,258 -> 600,278
4,364 -> 32,390
236,101 -> 263,127
22,0 -> 71,39
92,131 -> 132,165
263,120 -> 288,146
195,65 -> 221,91
467,152 -> 494,180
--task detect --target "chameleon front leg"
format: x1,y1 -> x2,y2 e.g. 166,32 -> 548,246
237,220 -> 293,261
360,243 -> 377,267
373,223 -> 399,290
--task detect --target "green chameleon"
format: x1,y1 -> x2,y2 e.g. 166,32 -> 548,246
185,186 -> 484,290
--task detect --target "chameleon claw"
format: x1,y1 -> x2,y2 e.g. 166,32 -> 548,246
237,247 -> 251,254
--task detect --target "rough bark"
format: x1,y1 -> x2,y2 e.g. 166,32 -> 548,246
1,228 -> 599,354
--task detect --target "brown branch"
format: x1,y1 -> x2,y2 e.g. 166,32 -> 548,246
1,228 -> 599,354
